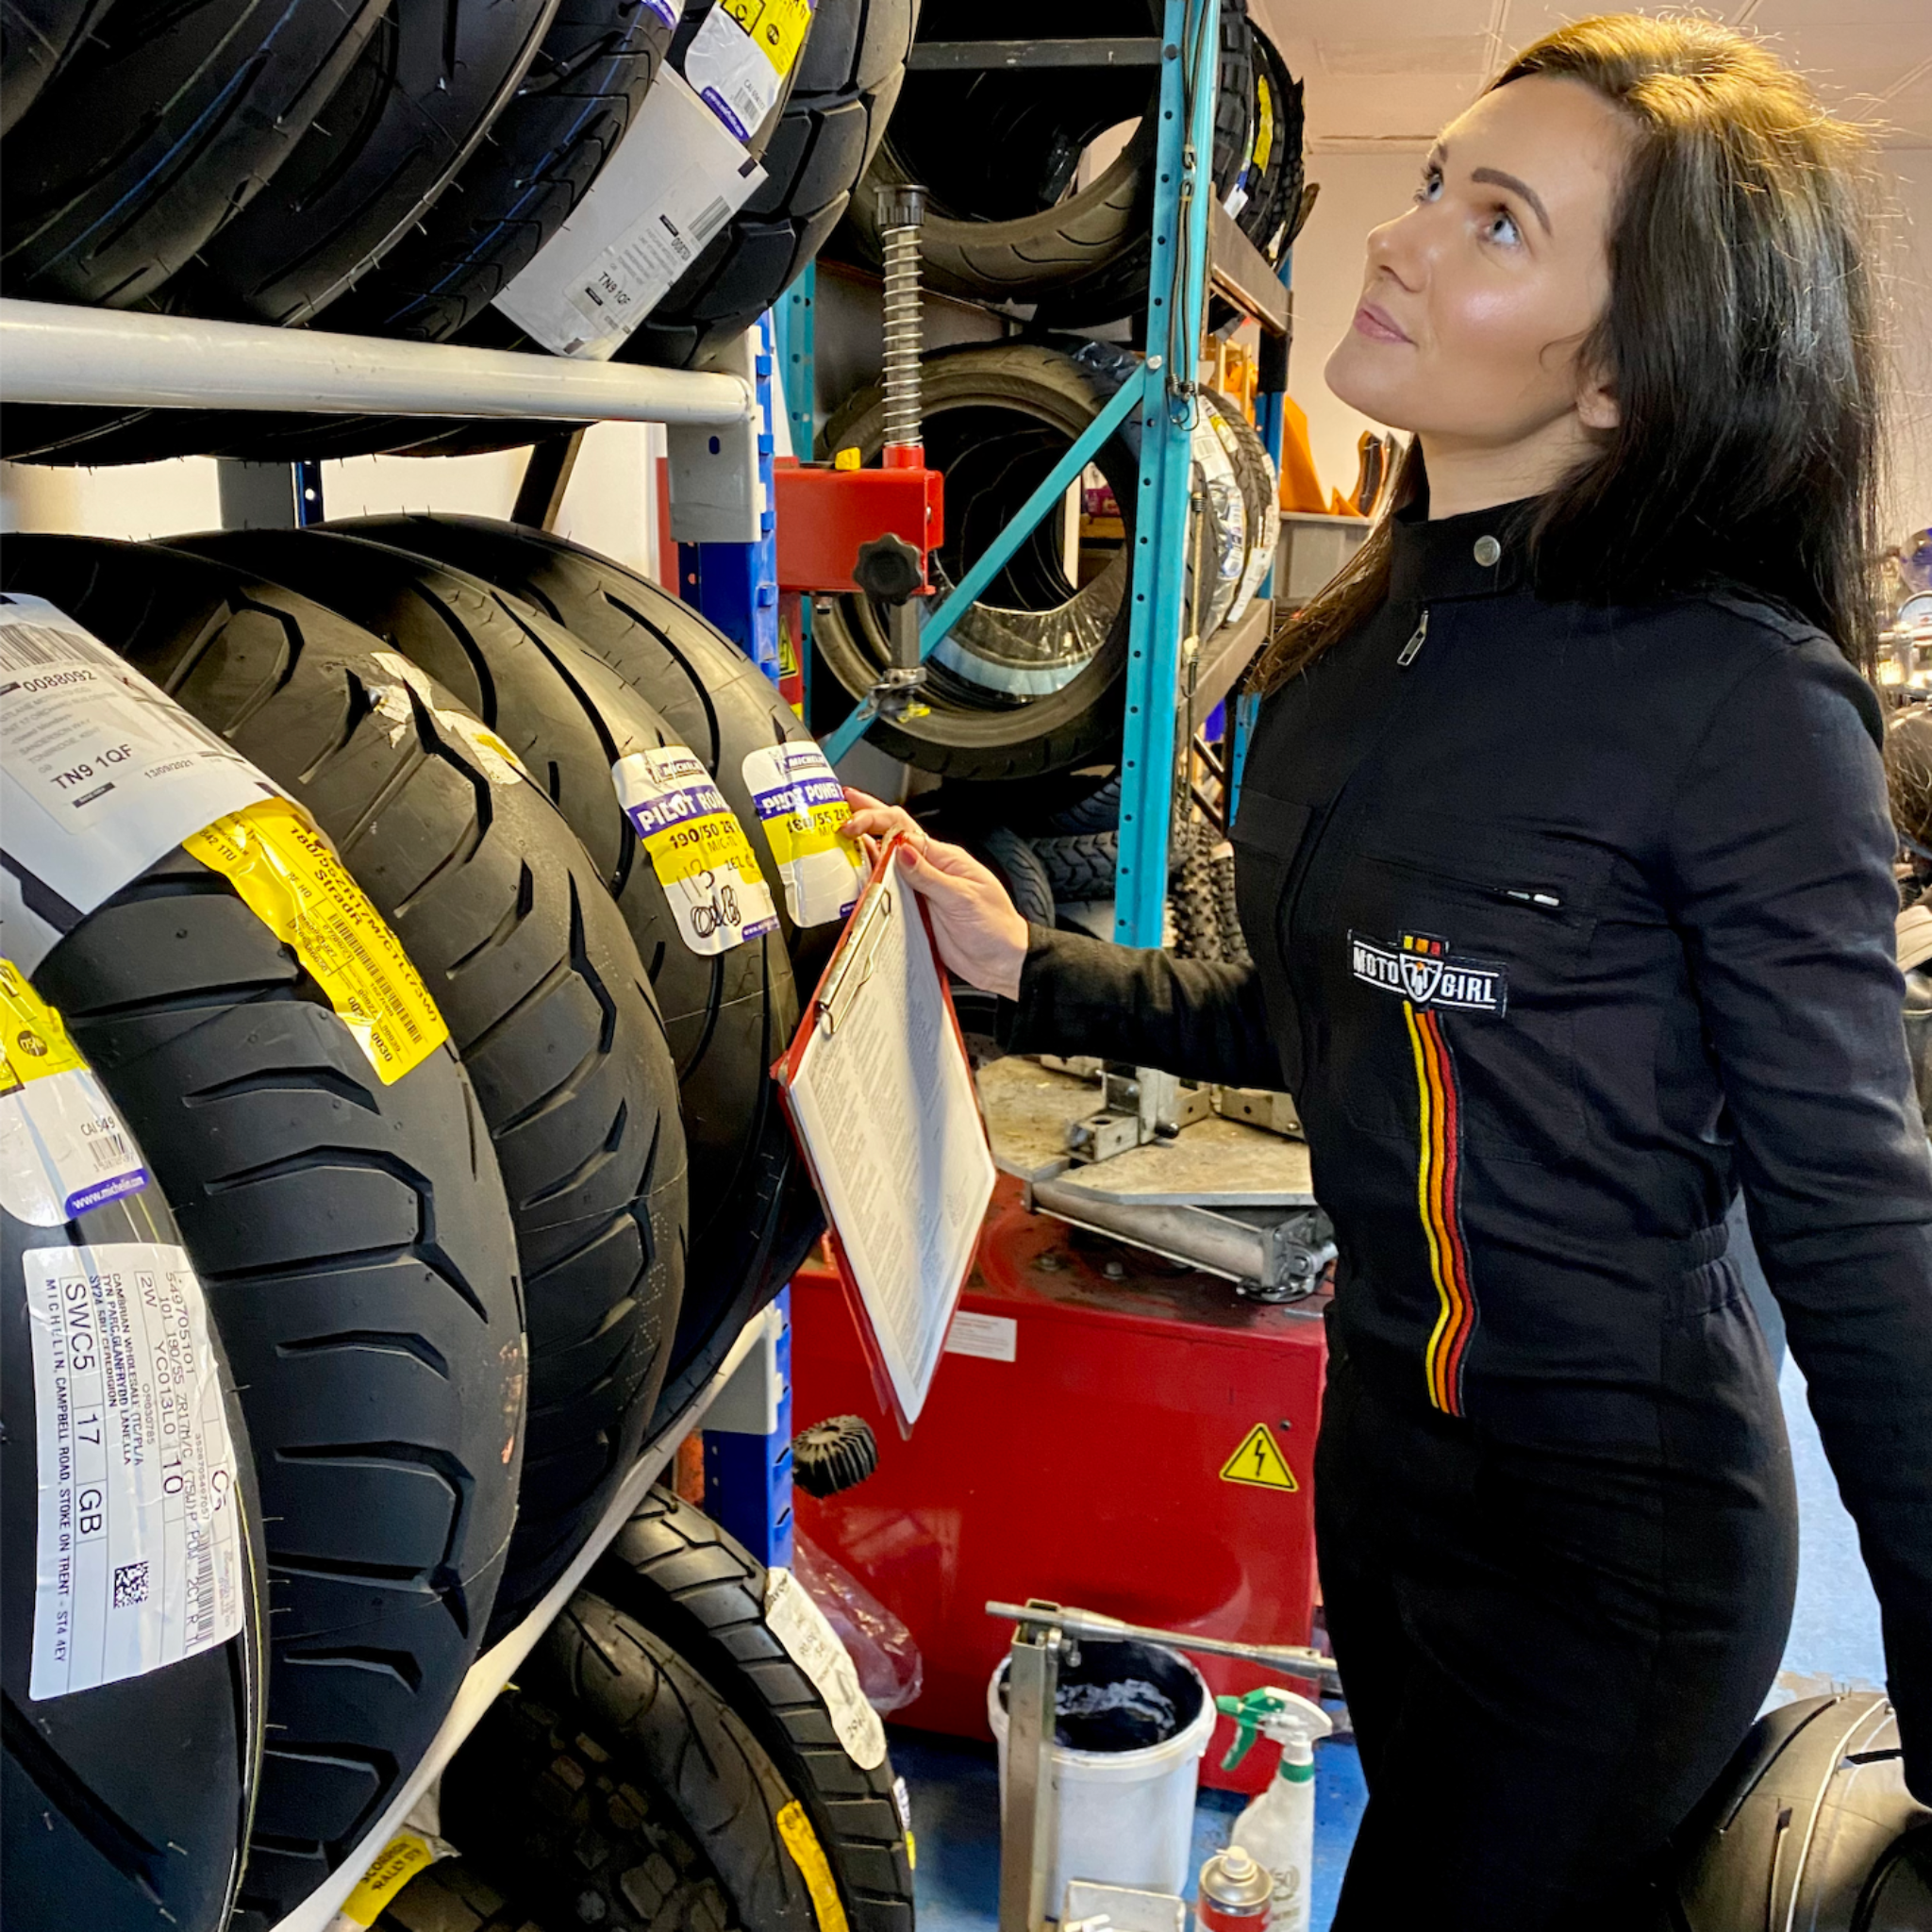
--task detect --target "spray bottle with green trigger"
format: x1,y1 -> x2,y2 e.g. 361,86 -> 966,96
1216,1686 -> 1335,1932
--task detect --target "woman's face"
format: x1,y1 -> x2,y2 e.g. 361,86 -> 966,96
1324,74 -> 1629,455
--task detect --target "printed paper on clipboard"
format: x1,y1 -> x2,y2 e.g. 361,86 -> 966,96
773,832 -> 995,1428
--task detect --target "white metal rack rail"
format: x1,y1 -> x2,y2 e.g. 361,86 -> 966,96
0,299 -> 752,425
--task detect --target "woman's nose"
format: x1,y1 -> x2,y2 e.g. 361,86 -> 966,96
1366,211 -> 1424,292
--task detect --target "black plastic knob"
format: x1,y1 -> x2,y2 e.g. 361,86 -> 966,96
853,533 -> 924,606
792,1414 -> 880,1499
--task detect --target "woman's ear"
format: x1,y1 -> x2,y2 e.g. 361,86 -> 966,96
1577,367 -> 1620,432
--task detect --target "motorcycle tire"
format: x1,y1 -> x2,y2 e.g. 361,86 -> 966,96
4,558 -> 527,1932
2,1052 -> 267,1932
596,1487 -> 915,1932
182,523 -> 799,1452
325,514 -> 821,1424
443,1591 -> 819,1932
0,0 -> 385,307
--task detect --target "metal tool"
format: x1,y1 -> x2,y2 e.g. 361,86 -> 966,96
986,1598 -> 1341,1932
877,182 -> 928,453
1054,1061 -> 1214,1163
851,531 -> 930,725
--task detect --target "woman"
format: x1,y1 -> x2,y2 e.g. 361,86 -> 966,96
845,15 -> 1932,1927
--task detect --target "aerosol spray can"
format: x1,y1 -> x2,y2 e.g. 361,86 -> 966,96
1195,1845 -> 1274,1932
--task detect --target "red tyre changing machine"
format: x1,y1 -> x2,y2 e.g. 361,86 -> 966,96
790,1175 -> 1329,1793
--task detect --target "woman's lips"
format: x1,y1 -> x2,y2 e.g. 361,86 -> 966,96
1353,302 -> 1412,344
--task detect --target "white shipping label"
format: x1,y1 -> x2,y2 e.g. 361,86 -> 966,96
494,71 -> 767,359
944,1309 -> 1017,1363
741,744 -> 863,927
0,958 -> 149,1227
765,1565 -> 889,1769
612,745 -> 779,957
25,1241 -> 246,1700
683,0 -> 815,142
0,595 -> 277,972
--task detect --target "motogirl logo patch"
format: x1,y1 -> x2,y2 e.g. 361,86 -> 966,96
1350,929 -> 1507,1015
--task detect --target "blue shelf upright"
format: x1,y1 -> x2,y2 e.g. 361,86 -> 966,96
678,309 -> 784,686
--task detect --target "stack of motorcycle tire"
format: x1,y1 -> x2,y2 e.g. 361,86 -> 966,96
0,0 -> 917,465
1,521 -> 909,1932
835,0 -> 1307,328
806,3 -> 1299,907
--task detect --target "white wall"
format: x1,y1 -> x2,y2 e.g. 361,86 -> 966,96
1284,148 -> 1425,504
1285,145 -> 1932,546
0,421 -> 664,575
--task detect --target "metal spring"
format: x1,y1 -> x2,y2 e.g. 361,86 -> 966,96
880,221 -> 924,448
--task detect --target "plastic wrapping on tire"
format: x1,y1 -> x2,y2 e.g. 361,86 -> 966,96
793,1533 -> 924,1715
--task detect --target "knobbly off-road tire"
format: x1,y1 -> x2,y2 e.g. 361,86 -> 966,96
595,1487 -> 915,1932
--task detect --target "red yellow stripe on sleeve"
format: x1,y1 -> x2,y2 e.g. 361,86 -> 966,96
1402,992 -> 1476,1415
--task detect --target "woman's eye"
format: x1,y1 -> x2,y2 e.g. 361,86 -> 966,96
1484,208 -> 1522,246
1415,166 -> 1442,204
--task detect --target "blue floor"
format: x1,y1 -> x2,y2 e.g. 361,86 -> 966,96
890,1355 -> 1879,1932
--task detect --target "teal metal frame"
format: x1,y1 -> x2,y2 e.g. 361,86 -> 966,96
774,265 -> 819,704
1114,0 -> 1218,945
813,0 -> 1224,948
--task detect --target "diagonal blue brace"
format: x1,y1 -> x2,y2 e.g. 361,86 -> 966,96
818,369 -> 1148,767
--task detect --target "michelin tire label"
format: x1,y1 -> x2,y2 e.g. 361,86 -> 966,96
26,1241 -> 245,1700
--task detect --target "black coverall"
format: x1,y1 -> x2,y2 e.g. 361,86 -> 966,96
1002,501 -> 1932,1927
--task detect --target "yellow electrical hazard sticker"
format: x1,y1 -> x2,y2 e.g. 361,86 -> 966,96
719,0 -> 813,75
1220,1424 -> 1298,1491
334,1829 -> 453,1926
183,803 -> 449,1085
777,1800 -> 851,1932
0,958 -> 90,1092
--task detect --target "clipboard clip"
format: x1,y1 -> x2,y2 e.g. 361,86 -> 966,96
816,880 -> 893,1038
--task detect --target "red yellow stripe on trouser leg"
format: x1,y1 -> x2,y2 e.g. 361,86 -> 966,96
1404,998 -> 1476,1415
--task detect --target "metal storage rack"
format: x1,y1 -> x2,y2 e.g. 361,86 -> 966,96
0,291 -> 808,1932
812,0 -> 1292,943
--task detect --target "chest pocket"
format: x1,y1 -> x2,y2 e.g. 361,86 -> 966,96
1228,788 -> 1317,1091
1330,818 -> 1611,1164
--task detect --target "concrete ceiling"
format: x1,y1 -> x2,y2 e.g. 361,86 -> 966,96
1252,0 -> 1932,150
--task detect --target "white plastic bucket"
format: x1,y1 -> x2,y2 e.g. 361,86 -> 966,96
988,1638 -> 1216,1909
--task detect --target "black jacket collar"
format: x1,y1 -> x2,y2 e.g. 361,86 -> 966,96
1389,495 -> 1536,605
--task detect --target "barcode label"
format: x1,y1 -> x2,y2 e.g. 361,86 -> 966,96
493,71 -> 767,358
0,594 -> 275,977
26,1241 -> 246,1699
0,621 -> 80,673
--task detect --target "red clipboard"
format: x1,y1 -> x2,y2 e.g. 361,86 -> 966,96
770,831 -> 994,1434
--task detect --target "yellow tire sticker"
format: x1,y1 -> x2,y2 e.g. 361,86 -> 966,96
612,746 -> 779,957
0,958 -> 91,1091
0,958 -> 151,1224
335,1829 -> 453,1927
1219,1423 -> 1299,1491
720,0 -> 813,76
1254,73 -> 1275,175
183,803 -> 449,1086
777,1800 -> 851,1932
741,744 -> 863,927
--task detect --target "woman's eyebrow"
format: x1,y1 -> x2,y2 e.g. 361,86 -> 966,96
1469,165 -> 1552,233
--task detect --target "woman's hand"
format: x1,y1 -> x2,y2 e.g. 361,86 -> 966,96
841,789 -> 1031,1000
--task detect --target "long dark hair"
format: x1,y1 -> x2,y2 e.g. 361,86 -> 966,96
1252,13 -> 1885,692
